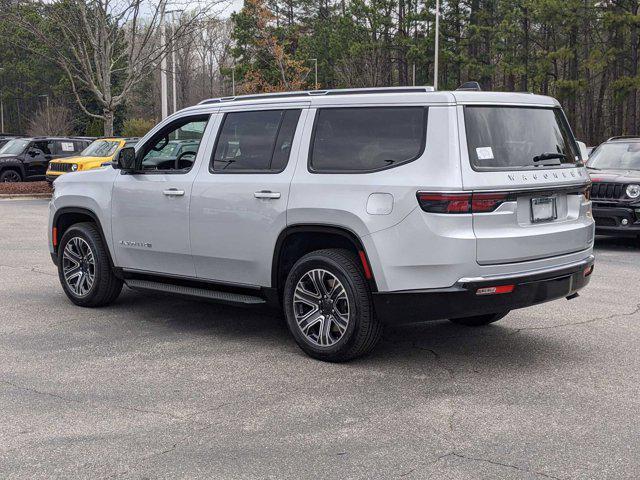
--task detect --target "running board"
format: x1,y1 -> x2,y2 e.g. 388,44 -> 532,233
125,279 -> 266,305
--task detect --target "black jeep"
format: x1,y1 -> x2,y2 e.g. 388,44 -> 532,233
0,137 -> 91,182
587,136 -> 640,236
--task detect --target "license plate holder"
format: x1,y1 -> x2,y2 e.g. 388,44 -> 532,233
530,196 -> 557,223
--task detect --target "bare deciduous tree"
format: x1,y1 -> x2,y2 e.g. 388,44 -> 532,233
27,103 -> 73,136
3,0 -> 226,135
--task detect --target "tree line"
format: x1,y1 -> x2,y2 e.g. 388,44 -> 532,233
0,0 -> 637,145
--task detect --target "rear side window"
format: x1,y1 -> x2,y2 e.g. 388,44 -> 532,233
464,106 -> 580,170
310,107 -> 427,173
212,109 -> 301,172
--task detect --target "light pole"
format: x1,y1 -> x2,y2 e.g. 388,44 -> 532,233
159,1 -> 168,119
309,58 -> 318,90
39,94 -> 50,132
0,67 -> 4,133
433,0 -> 440,90
166,9 -> 183,113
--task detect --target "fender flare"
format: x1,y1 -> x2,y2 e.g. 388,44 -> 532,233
271,224 -> 377,292
52,207 -> 115,268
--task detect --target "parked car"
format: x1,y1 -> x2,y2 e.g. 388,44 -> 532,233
587,136 -> 640,235
48,87 -> 594,362
46,137 -> 139,182
0,136 -> 91,182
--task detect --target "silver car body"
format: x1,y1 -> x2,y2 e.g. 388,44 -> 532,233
49,89 -> 594,298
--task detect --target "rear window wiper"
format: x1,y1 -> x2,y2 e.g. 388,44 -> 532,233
533,153 -> 567,163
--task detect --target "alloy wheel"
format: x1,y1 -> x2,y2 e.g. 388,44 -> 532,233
1,171 -> 21,182
293,269 -> 350,347
62,237 -> 96,297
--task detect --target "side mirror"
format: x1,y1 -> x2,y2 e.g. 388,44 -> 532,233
576,141 -> 589,163
115,147 -> 137,171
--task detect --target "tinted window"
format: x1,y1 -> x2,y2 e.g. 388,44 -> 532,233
81,140 -> 120,157
464,106 -> 580,170
212,109 -> 301,172
310,107 -> 426,172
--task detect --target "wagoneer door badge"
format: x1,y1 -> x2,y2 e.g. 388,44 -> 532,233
119,240 -> 152,248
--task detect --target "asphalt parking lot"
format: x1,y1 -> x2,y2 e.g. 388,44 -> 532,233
1,199 -> 639,480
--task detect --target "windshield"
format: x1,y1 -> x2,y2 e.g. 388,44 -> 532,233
465,106 -> 580,170
80,140 -> 120,157
587,142 -> 640,170
0,139 -> 29,155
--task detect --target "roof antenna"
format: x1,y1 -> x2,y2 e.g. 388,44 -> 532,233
457,81 -> 482,91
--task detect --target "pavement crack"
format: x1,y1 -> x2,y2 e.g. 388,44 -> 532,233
0,263 -> 57,277
445,452 -> 565,480
516,302 -> 640,332
0,380 -> 82,404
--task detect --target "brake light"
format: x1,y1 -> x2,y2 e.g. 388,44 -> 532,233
417,192 -> 510,214
416,193 -> 471,213
472,193 -> 509,213
476,284 -> 515,295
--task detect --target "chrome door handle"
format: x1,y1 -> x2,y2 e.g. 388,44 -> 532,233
254,190 -> 281,199
163,188 -> 185,197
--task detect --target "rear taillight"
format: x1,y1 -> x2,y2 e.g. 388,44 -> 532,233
471,192 -> 509,213
416,193 -> 471,213
417,192 -> 510,214
581,185 -> 591,200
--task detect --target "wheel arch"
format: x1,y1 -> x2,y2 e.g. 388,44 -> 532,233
271,224 -> 378,294
53,207 -> 115,268
0,161 -> 25,179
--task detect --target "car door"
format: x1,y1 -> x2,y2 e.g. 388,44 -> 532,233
24,140 -> 52,177
190,105 -> 309,287
111,114 -> 213,277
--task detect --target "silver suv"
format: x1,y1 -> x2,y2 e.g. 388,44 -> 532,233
48,87 -> 595,362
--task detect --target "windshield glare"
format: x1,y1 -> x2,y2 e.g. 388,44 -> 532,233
0,139 -> 29,155
80,140 -> 120,157
588,142 -> 640,170
465,106 -> 580,170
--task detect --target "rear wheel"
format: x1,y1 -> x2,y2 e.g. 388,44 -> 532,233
0,169 -> 22,182
449,311 -> 510,327
283,249 -> 382,362
57,222 -> 123,307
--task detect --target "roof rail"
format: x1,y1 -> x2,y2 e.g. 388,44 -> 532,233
606,135 -> 640,142
198,86 -> 436,105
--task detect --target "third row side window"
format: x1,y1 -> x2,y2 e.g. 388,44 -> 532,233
310,107 -> 427,172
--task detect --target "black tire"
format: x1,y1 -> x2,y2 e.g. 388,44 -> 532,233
449,311 -> 510,327
283,248 -> 382,362
57,222 -> 123,307
0,169 -> 22,182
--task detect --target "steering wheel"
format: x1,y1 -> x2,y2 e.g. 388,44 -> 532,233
175,151 -> 196,170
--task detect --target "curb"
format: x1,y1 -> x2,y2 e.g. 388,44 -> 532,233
0,193 -> 52,200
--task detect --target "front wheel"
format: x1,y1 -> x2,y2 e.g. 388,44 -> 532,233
283,249 -> 382,362
57,222 -> 123,307
0,169 -> 22,182
449,311 -> 510,327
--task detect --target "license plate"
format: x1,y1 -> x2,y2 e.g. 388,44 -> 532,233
531,197 -> 557,223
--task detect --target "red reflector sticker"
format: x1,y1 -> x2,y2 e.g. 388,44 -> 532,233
52,227 -> 58,247
476,285 -> 515,295
583,265 -> 594,277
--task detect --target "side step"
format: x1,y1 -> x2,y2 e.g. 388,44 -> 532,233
125,279 -> 266,305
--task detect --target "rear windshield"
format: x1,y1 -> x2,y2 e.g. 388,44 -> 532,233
588,142 -> 640,170
464,106 -> 580,170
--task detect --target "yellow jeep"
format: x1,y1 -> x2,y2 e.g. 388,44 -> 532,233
46,137 -> 139,182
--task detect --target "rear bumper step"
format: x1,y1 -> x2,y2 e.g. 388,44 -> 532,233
373,256 -> 594,325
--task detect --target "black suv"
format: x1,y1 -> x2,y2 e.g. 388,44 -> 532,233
0,137 -> 92,182
587,136 -> 640,235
